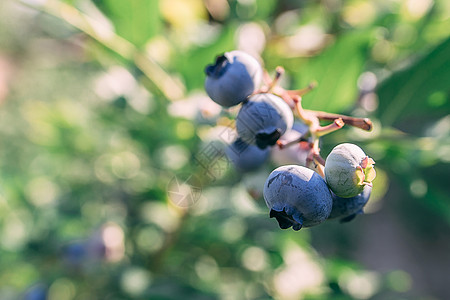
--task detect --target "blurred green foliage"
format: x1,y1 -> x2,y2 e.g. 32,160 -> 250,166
0,0 -> 449,299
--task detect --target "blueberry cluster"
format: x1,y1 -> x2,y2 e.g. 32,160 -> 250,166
204,50 -> 295,173
265,143 -> 375,231
204,50 -> 376,231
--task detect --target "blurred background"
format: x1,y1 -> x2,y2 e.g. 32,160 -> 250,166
0,0 -> 449,299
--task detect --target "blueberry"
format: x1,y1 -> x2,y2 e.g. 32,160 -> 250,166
236,93 -> 294,149
225,138 -> 270,172
23,284 -> 47,300
205,50 -> 262,107
263,165 -> 333,230
328,185 -> 372,223
325,143 -> 376,198
63,242 -> 87,265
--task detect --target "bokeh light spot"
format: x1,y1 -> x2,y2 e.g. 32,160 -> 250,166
241,246 -> 268,272
120,267 -> 152,296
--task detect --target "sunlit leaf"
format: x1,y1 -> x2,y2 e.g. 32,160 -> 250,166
293,31 -> 370,113
376,37 -> 450,127
99,0 -> 161,47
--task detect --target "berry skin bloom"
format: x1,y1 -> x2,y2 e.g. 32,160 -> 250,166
225,138 -> 270,172
263,165 -> 333,231
324,143 -> 376,198
236,93 -> 294,149
328,185 -> 372,223
204,50 -> 262,107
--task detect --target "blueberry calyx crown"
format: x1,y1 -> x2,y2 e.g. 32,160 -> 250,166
359,156 -> 376,186
205,54 -> 229,78
255,130 -> 281,149
269,208 -> 303,231
232,138 -> 249,153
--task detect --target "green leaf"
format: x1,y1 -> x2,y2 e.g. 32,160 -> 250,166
100,0 -> 161,47
376,37 -> 450,127
294,31 -> 370,112
255,0 -> 277,19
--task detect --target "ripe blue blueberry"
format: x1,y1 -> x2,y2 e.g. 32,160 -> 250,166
205,50 -> 262,107
236,93 -> 294,149
328,185 -> 372,223
225,138 -> 270,172
63,242 -> 87,266
24,284 -> 47,300
263,165 -> 333,230
325,143 -> 376,198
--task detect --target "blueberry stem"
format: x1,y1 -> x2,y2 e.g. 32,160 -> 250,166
276,136 -> 309,149
257,66 -> 285,95
292,95 -> 316,126
293,96 -> 348,138
315,118 -> 345,137
262,69 -> 273,87
286,81 -> 318,97
257,66 -> 373,132
253,65 -> 375,181
314,162 -> 325,178
313,153 -> 326,167
270,66 -> 285,90
304,139 -> 325,177
307,110 -> 373,131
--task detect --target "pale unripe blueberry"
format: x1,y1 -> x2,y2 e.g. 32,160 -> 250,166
204,50 -> 262,107
324,143 -> 376,198
225,138 -> 270,172
328,185 -> 372,222
263,165 -> 333,230
236,93 -> 294,149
